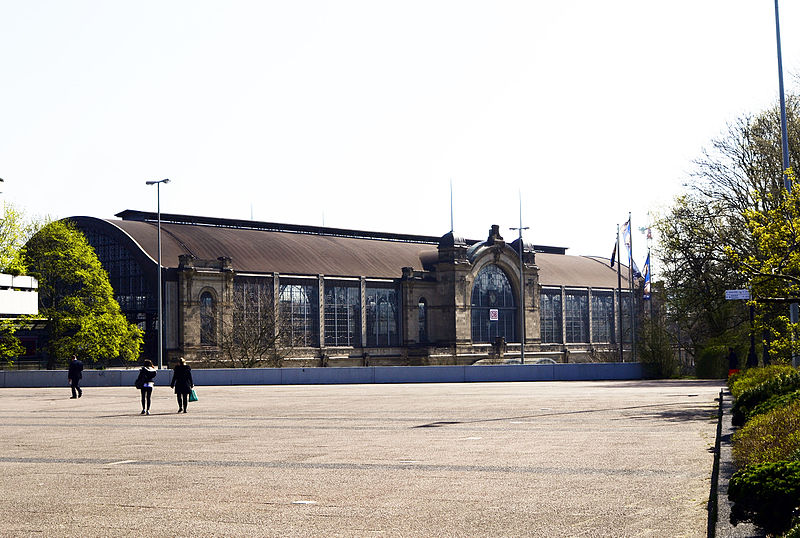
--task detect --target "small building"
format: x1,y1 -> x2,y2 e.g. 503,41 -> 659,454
0,273 -> 38,317
69,211 -> 638,366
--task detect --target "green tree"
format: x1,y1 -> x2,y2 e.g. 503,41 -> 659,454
727,169 -> 800,360
656,96 -> 800,358
0,320 -> 24,366
22,220 -> 142,366
0,202 -> 44,274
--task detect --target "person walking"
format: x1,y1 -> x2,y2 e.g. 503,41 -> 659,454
135,360 -> 157,415
171,357 -> 194,413
68,355 -> 84,399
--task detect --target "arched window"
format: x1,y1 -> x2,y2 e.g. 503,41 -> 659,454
418,298 -> 428,344
200,291 -> 216,345
471,264 -> 516,343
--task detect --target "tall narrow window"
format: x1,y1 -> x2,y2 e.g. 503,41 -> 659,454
200,291 -> 216,345
540,288 -> 563,344
418,298 -> 428,344
279,282 -> 319,347
366,286 -> 398,347
471,264 -> 516,343
591,290 -> 614,343
564,290 -> 589,343
324,285 -> 360,347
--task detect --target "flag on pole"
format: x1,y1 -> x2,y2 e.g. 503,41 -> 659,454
610,242 -> 616,268
621,217 -> 641,277
622,218 -> 631,249
643,253 -> 651,300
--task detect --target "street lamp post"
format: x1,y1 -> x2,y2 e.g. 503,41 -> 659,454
146,179 -> 170,369
511,194 -> 529,364
774,0 -> 798,367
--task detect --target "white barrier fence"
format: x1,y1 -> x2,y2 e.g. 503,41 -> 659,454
1,362 -> 643,388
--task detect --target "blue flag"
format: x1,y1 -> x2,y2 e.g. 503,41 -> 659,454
643,253 -> 651,300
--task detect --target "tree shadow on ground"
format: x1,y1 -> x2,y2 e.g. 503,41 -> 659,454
622,405 -> 718,423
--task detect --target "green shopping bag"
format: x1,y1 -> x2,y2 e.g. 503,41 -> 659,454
189,388 -> 198,402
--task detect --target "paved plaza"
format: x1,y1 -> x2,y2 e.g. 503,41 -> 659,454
0,379 -> 724,537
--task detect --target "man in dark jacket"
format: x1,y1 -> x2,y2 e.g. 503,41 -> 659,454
68,355 -> 84,399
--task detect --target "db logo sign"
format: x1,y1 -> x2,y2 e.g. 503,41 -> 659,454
489,309 -> 499,321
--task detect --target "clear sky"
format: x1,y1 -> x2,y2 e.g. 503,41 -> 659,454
2,1 -> 798,269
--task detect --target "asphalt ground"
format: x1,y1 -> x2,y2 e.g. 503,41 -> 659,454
0,379 -> 724,537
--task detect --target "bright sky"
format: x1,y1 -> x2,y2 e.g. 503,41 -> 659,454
2,1 -> 799,268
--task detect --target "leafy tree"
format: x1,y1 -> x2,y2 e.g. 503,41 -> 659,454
727,169 -> 800,361
656,96 -> 800,358
0,320 -> 24,366
655,194 -> 748,357
637,316 -> 679,378
0,202 -> 45,274
22,220 -> 143,366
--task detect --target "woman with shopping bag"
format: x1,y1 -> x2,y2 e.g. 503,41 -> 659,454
170,357 -> 194,413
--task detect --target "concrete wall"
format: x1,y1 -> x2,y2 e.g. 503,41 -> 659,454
0,362 -> 643,388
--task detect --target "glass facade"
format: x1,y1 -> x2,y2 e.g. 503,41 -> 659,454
540,288 -> 562,344
366,286 -> 398,347
82,227 -> 153,355
233,277 -> 274,328
471,264 -> 516,343
324,284 -> 361,347
591,290 -> 615,343
279,282 -> 319,347
564,290 -> 589,343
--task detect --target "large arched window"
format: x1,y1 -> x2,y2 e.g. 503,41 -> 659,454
471,264 -> 516,343
200,291 -> 216,345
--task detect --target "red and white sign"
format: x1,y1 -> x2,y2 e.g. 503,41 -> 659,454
489,308 -> 499,321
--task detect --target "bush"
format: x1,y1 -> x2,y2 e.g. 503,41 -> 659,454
729,364 -> 798,400
732,369 -> 800,426
732,400 -> 800,468
695,345 -> 728,379
787,520 -> 800,538
728,460 -> 800,535
637,319 -> 679,378
747,389 -> 800,422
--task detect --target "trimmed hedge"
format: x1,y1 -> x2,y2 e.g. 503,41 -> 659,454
729,364 -> 798,400
731,370 -> 800,426
732,400 -> 800,468
729,460 -> 800,535
747,389 -> 800,421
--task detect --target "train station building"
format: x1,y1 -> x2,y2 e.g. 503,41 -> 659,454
69,210 -> 637,367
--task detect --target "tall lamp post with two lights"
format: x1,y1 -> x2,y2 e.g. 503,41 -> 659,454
510,194 -> 529,364
146,178 -> 170,369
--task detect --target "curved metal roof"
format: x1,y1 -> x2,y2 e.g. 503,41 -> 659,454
71,213 -> 632,286
537,253 -> 631,288
90,218 -> 437,279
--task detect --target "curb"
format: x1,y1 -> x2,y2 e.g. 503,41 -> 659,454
710,390 -> 764,538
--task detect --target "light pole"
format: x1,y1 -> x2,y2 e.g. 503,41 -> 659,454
774,0 -> 798,367
146,179 -> 170,369
510,193 -> 529,364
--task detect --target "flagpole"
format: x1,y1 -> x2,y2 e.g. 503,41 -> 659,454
617,224 -> 623,362
628,212 -> 638,363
